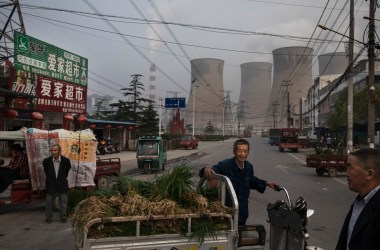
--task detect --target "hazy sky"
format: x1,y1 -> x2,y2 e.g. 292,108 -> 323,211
15,0 -> 373,105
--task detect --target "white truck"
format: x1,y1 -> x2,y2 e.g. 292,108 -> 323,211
74,174 -> 266,250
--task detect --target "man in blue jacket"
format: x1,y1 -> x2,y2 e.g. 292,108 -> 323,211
199,139 -> 278,225
336,148 -> 380,250
43,144 -> 71,223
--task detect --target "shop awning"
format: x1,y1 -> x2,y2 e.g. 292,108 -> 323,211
0,130 -> 25,141
0,87 -> 36,98
86,118 -> 138,126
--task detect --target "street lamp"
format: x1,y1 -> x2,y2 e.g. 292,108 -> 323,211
317,25 -> 366,46
158,97 -> 163,135
191,78 -> 198,137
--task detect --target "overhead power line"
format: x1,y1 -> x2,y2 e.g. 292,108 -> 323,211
18,4 -> 348,44
20,11 -> 350,57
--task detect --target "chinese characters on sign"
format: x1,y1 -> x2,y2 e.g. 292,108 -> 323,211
165,97 -> 186,108
14,31 -> 88,86
35,75 -> 87,114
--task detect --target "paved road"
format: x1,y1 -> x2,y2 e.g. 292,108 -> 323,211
0,138 -> 335,250
0,140 -> 225,250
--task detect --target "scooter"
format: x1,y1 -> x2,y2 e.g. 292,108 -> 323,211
267,187 -> 324,250
97,143 -> 108,155
105,141 -> 114,154
112,142 -> 121,153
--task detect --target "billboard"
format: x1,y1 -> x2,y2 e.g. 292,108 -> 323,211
35,75 -> 87,114
13,31 -> 88,86
165,97 -> 186,108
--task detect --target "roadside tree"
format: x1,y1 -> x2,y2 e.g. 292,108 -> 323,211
138,102 -> 159,136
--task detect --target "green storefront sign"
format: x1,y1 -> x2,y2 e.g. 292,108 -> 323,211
14,31 -> 88,86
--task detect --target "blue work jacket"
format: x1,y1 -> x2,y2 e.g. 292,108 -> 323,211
200,157 -> 267,224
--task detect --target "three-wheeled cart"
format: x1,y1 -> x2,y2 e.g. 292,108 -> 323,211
306,153 -> 348,177
136,135 -> 167,174
74,174 -> 266,250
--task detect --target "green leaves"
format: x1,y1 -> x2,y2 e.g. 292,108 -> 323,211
154,164 -> 197,202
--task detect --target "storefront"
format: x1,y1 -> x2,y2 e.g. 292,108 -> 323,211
87,119 -> 138,150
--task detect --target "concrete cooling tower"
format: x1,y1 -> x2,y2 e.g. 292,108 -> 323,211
266,46 -> 313,129
318,52 -> 351,76
186,58 -> 224,135
239,62 -> 272,130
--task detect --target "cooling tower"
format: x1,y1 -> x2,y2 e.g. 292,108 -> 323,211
239,62 -> 272,130
186,58 -> 224,135
266,46 -> 313,129
318,52 -> 350,76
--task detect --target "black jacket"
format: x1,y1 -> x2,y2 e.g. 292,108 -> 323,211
43,155 -> 71,195
336,189 -> 380,250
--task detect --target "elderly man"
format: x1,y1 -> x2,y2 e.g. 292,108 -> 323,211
43,144 -> 71,223
199,138 -> 278,226
336,148 -> 380,250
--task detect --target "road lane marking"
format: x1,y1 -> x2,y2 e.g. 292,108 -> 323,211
288,153 -> 306,164
333,177 -> 347,185
275,164 -> 289,175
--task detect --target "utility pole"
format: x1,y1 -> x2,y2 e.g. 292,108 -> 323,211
272,101 -> 279,128
237,100 -> 246,136
167,90 -> 180,129
224,90 -> 233,135
347,0 -> 354,152
368,0 -> 376,148
220,90 -> 233,138
282,80 -> 292,127
299,98 -> 303,130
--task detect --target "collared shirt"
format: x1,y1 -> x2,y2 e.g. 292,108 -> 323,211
53,155 -> 61,179
235,160 -> 244,170
347,185 -> 380,249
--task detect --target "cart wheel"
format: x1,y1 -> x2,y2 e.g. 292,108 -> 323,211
316,168 -> 324,176
144,162 -> 152,174
328,167 -> 337,177
97,176 -> 109,189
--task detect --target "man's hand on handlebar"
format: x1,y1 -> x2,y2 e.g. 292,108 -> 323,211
266,182 -> 280,191
203,167 -> 215,179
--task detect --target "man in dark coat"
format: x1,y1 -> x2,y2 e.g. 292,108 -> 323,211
336,148 -> 380,250
199,139 -> 278,225
43,144 -> 71,223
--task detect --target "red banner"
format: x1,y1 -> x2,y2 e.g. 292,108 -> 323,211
35,75 -> 87,114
